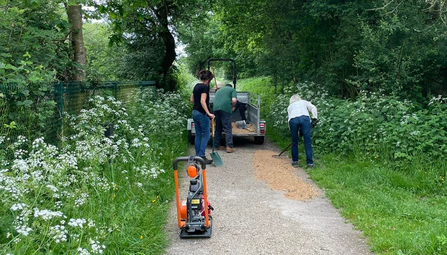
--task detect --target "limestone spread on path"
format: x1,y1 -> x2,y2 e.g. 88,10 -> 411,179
253,150 -> 319,200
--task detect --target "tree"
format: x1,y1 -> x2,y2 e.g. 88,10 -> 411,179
205,0 -> 447,101
67,3 -> 87,81
95,0 -> 211,90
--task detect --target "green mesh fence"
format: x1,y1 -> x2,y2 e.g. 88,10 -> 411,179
0,81 -> 156,145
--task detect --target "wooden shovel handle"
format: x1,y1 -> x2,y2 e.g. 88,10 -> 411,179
211,119 -> 215,138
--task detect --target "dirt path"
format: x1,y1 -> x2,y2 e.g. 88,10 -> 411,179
165,138 -> 372,255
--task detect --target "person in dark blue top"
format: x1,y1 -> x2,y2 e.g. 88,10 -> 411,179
190,70 -> 215,164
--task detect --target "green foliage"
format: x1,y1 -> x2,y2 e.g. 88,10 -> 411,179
83,23 -> 126,81
0,0 -> 72,79
0,0 -> 74,142
174,61 -> 198,92
0,54 -> 58,142
177,14 -> 230,74
94,0 -> 212,90
349,2 -> 447,100
203,0 -> 447,101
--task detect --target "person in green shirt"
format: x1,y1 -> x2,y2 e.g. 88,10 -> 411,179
213,84 -> 237,153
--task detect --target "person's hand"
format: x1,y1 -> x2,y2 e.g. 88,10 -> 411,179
208,113 -> 215,119
232,106 -> 236,112
311,118 -> 318,128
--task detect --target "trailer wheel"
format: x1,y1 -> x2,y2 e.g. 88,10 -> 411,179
254,136 -> 265,145
188,130 -> 195,145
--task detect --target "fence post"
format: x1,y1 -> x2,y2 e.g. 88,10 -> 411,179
56,82 -> 64,138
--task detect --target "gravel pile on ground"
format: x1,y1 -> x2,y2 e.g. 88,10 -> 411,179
253,150 -> 319,200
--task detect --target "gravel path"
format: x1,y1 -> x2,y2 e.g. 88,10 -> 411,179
165,137 -> 372,255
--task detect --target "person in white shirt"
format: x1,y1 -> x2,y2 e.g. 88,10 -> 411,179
287,94 -> 318,168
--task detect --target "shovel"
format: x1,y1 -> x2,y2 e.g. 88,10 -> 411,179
272,127 -> 302,158
210,120 -> 223,167
272,142 -> 292,158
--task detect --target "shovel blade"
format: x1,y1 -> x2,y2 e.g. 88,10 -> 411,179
210,152 -> 223,167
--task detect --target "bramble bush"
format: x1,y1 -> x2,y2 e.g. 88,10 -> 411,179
0,89 -> 188,254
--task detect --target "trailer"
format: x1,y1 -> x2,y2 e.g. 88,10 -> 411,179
186,58 -> 266,145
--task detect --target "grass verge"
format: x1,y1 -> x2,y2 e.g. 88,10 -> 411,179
311,154 -> 447,255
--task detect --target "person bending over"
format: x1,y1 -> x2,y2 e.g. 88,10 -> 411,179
213,84 -> 237,153
287,94 -> 318,168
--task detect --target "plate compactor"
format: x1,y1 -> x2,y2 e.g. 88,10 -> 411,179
173,156 -> 214,238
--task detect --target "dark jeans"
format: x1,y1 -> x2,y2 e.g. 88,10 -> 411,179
214,110 -> 233,148
289,116 -> 313,164
192,110 -> 210,157
234,101 -> 246,121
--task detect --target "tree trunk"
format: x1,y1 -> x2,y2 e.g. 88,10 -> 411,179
68,4 -> 87,81
153,4 -> 176,90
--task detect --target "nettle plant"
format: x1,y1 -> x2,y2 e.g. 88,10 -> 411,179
0,94 -> 183,254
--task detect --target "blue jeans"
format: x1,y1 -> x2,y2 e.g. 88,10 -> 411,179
193,110 -> 210,157
214,110 -> 233,148
289,116 -> 313,164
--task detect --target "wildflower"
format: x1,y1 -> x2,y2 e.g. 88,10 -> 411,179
75,193 -> 89,207
77,247 -> 91,255
90,239 -> 106,254
49,225 -> 68,243
10,203 -> 27,211
88,219 -> 96,228
46,185 -> 58,192
34,209 -> 64,220
16,225 -> 32,236
68,218 -> 87,228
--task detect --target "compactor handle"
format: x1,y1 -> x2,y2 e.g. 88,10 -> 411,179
173,156 -> 206,170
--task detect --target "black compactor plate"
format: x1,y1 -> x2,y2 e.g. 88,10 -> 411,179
179,218 -> 213,239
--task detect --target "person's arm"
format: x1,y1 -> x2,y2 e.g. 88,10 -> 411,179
231,90 -> 237,110
190,93 -> 194,103
231,98 -> 237,111
200,93 -> 215,118
307,101 -> 318,128
307,102 -> 318,119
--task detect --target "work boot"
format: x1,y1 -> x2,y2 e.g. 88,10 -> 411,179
214,146 -> 224,150
200,156 -> 213,165
226,146 -> 235,153
291,161 -> 299,168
